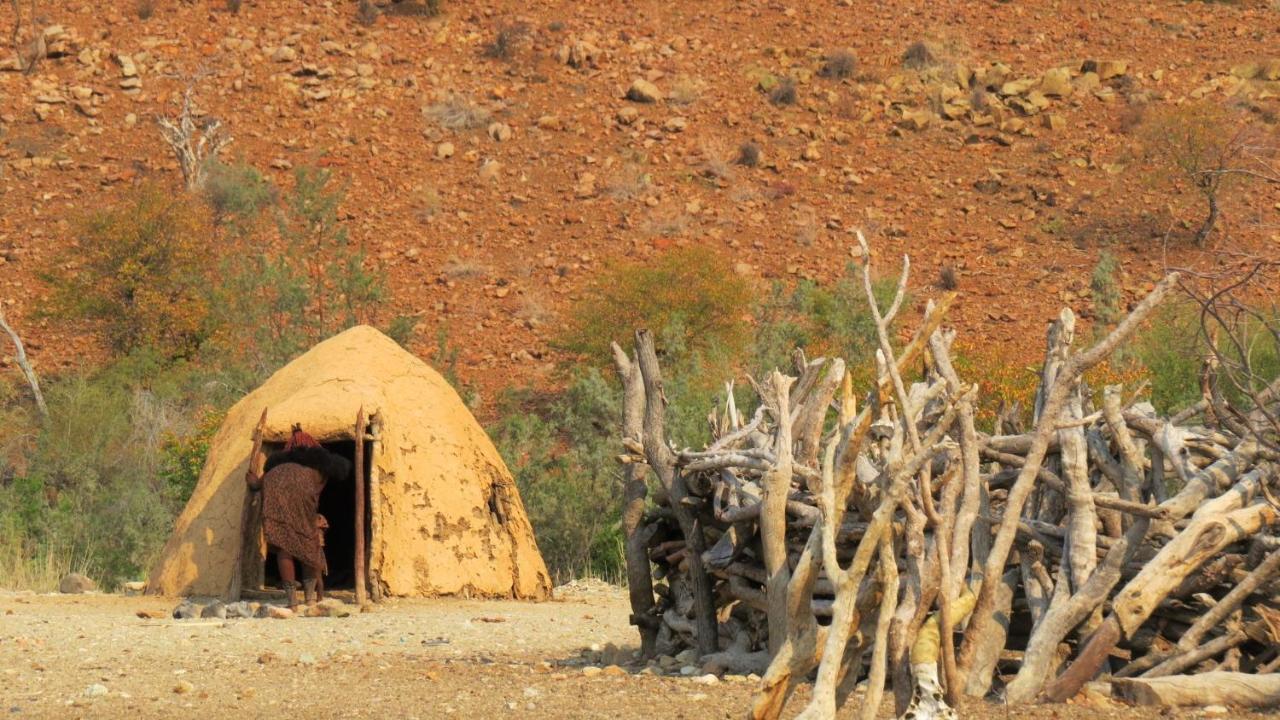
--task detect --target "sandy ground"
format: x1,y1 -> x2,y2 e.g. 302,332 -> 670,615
0,584 -> 1273,720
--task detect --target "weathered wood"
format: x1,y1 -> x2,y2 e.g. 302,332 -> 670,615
611,343 -> 659,658
0,306 -> 48,421
635,329 -> 719,656
353,406 -> 367,607
1112,672 -> 1280,708
229,408 -> 269,602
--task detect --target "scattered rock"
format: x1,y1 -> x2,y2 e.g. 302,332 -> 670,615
225,601 -> 257,619
58,573 -> 95,594
173,680 -> 194,695
616,107 -> 639,125
116,54 -> 137,77
436,142 -> 455,159
557,39 -> 601,69
581,666 -> 602,677
297,653 -> 317,666
1204,705 -> 1229,716
679,665 -> 700,676
574,172 -> 597,199
267,606 -> 294,620
1097,60 -> 1128,80
663,117 -> 687,133
272,46 -> 299,63
121,581 -> 146,596
601,665 -> 627,677
693,674 -> 720,685
536,115 -> 562,131
307,598 -> 352,618
478,160 -> 502,182
84,683 -> 108,698
898,109 -> 932,131
626,78 -> 663,103
1042,113 -> 1066,131
172,601 -> 198,619
1040,67 -> 1072,97
200,601 -> 227,620
487,122 -> 512,142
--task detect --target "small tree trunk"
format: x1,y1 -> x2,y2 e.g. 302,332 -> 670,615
1195,192 -> 1219,246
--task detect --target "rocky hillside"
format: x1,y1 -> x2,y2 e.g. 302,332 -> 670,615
1,0 -> 1278,408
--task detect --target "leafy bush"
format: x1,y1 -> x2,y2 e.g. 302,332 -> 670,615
1125,300 -> 1280,415
43,183 -> 215,361
557,247 -> 753,373
203,159 -> 276,228
491,370 -> 625,582
0,369 -> 197,588
499,256 -> 901,580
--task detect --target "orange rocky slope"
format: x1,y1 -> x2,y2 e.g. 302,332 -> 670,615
1,0 -> 1278,412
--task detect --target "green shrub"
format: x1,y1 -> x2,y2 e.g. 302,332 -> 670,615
203,159 -> 276,228
557,246 -> 753,372
1090,252 -> 1122,327
43,183 -> 215,361
0,370 -> 195,588
498,258 -> 902,581
1127,300 -> 1280,415
276,166 -> 387,340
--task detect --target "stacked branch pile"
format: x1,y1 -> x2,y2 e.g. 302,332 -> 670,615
612,236 -> 1280,719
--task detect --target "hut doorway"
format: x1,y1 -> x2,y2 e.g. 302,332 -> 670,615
258,438 -> 372,591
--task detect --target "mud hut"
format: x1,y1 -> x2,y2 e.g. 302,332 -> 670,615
147,325 -> 551,601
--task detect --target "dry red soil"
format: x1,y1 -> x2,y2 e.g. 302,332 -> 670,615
1,0 -> 1278,409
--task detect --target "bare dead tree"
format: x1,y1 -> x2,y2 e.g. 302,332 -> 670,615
157,74 -> 231,191
0,305 -> 48,422
1142,104 -> 1280,246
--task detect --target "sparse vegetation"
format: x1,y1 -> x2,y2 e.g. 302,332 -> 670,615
939,265 -> 958,290
424,94 -> 492,130
355,0 -> 379,26
1139,101 -> 1278,245
667,76 -> 703,106
42,184 -> 215,361
1090,251 -> 1122,326
203,159 -> 276,228
383,0 -> 442,17
736,141 -> 762,167
819,50 -> 857,79
901,40 -> 938,70
768,77 -> 798,106
484,23 -> 528,60
603,162 -> 650,200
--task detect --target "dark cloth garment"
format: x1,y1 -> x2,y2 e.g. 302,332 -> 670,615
261,462 -> 329,574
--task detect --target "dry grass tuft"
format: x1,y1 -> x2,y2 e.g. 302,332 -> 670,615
769,77 -> 798,106
902,41 -> 939,70
425,94 -> 492,130
819,50 -> 857,79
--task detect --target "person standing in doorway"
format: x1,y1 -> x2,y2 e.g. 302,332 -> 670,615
245,424 -> 350,608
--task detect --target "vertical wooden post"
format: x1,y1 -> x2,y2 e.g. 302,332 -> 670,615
354,406 -> 367,607
229,408 -> 269,602
367,413 -> 384,603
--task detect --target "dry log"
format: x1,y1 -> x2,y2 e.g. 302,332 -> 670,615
1112,672 -> 1280,708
